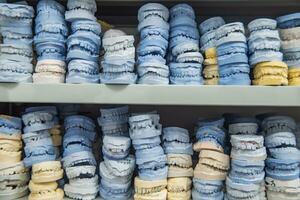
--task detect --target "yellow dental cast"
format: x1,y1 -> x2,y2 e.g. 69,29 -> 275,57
28,180 -> 64,200
167,177 -> 192,200
134,177 -> 168,200
29,161 -> 64,200
0,139 -> 22,164
252,61 -> 288,86
203,48 -> 219,85
31,161 -> 63,183
288,68 -> 300,86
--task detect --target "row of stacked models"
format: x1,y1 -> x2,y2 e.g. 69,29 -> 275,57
0,105 -> 299,200
0,1 -> 300,85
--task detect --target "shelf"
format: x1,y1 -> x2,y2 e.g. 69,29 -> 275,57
0,83 -> 300,107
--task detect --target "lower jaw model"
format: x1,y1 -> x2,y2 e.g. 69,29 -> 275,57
0,162 -> 30,200
167,177 -> 192,200
134,177 -> 168,200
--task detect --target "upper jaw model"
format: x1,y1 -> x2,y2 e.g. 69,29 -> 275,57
0,3 -> 34,83
100,29 -> 137,84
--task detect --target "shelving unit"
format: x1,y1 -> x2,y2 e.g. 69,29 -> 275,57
0,84 -> 300,107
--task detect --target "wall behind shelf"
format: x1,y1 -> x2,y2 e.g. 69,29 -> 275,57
7,103 -> 300,133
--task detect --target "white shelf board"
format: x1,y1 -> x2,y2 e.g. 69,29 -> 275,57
0,83 -> 300,106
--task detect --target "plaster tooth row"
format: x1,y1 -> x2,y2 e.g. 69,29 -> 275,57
0,2 -> 34,82
261,115 -> 300,200
0,114 -> 29,200
62,114 -> 98,200
100,29 -> 137,84
65,0 -> 101,84
33,0 -> 67,83
277,12 -> 300,85
168,4 -> 203,85
136,3 -> 170,84
162,127 -> 193,199
98,106 -> 135,199
199,17 -> 225,85
226,115 -> 267,200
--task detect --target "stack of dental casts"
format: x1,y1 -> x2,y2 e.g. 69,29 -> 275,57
163,127 -> 193,199
100,29 -> 137,84
21,106 -> 64,200
62,115 -> 98,200
278,13 -> 300,86
168,4 -> 203,85
0,2 -> 34,82
98,106 -> 135,199
65,0 -> 101,83
248,18 -> 288,86
226,117 -> 267,200
262,115 -> 300,200
193,118 -> 229,200
33,0 -> 67,83
199,17 -> 225,85
129,113 -> 168,200
0,115 -> 29,199
216,22 -> 251,85
137,3 -> 170,84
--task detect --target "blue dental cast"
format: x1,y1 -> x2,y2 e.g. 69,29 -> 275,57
169,4 -> 204,85
100,29 -> 137,84
216,22 -> 251,85
33,0 -> 67,83
98,106 -> 134,200
0,2 -> 34,82
65,0 -> 101,84
137,3 -> 170,84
